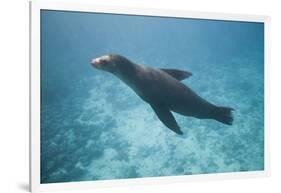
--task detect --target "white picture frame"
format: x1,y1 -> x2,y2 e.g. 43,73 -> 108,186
30,0 -> 271,192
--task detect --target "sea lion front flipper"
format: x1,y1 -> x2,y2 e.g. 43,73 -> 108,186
150,104 -> 183,135
159,68 -> 192,81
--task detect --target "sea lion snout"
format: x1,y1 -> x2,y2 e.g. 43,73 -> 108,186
90,58 -> 103,69
90,55 -> 116,72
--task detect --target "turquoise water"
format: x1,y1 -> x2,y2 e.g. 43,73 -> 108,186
40,10 -> 264,183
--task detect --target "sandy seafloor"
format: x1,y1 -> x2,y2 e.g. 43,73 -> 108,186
40,10 -> 264,183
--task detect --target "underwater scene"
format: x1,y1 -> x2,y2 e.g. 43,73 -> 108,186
40,10 -> 264,183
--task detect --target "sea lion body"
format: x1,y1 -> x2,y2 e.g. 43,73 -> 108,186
129,65 -> 214,118
91,54 -> 233,135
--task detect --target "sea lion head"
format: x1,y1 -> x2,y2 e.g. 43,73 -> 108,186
90,54 -> 135,76
90,54 -> 116,72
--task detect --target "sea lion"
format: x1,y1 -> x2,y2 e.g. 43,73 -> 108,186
90,54 -> 234,135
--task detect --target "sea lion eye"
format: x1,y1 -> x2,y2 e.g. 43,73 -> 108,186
99,59 -> 107,65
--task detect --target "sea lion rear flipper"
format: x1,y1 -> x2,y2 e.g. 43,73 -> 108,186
160,68 -> 192,81
150,104 -> 183,135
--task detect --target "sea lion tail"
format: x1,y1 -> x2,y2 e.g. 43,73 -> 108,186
214,106 -> 234,125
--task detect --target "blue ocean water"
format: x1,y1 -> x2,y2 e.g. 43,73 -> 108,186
40,10 -> 264,183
